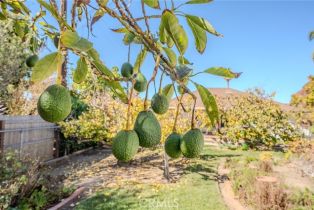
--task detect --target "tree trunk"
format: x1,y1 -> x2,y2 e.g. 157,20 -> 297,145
60,0 -> 68,87
163,150 -> 170,181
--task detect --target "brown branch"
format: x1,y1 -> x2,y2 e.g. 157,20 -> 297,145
134,15 -> 161,21
49,0 -> 59,13
71,0 -> 77,29
60,0 -> 68,87
113,0 -> 175,76
97,2 -> 192,101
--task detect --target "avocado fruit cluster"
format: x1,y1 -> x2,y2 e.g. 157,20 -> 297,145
37,84 -> 72,123
165,128 -> 204,159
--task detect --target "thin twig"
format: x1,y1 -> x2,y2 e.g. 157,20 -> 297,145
158,71 -> 165,94
141,0 -> 151,34
126,80 -> 135,130
173,94 -> 184,132
144,55 -> 160,110
134,15 -> 161,21
71,0 -> 77,29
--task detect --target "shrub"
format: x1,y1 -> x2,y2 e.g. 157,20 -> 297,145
59,93 -> 209,144
0,151 -> 74,209
0,151 -> 41,209
219,89 -> 301,149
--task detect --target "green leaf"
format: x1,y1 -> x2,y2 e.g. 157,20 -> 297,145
186,15 -> 221,37
186,17 -> 207,53
134,48 -> 147,73
91,9 -> 106,27
194,83 -> 219,126
123,32 -> 135,45
309,31 -> 314,41
162,47 -> 177,67
178,56 -> 191,65
0,12 -> 6,20
18,2 -> 30,14
39,21 -> 57,30
31,52 -> 64,82
73,57 -> 88,84
204,67 -> 236,78
162,84 -> 174,100
37,0 -> 72,29
159,21 -> 166,43
161,10 -> 188,55
111,28 -> 129,33
143,0 -> 160,9
61,30 -> 93,52
86,49 -> 128,103
186,0 -> 212,4
97,0 -> 109,7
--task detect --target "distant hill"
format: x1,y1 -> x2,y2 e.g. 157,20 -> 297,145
170,88 -> 295,112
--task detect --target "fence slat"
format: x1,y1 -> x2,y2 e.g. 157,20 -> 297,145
0,115 -> 57,161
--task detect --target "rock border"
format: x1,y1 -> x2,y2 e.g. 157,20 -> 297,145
48,187 -> 86,210
217,160 -> 247,210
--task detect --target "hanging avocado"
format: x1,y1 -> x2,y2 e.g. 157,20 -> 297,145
134,72 -> 147,92
26,55 -> 39,67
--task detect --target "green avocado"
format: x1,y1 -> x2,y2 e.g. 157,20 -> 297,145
37,84 -> 72,123
151,93 -> 169,114
121,62 -> 133,78
112,130 -> 139,162
180,129 -> 204,158
134,110 -> 161,148
26,55 -> 39,67
165,132 -> 182,159
134,72 -> 147,92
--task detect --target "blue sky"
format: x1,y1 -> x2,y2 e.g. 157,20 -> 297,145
27,0 -> 314,104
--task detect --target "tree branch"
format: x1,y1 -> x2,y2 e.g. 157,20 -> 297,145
134,15 -> 161,22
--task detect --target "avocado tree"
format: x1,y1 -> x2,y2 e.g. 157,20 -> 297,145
1,0 -> 238,177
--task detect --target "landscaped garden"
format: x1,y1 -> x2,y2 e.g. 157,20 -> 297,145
0,0 -> 314,209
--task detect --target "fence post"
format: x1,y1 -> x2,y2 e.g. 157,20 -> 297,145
19,130 -> 23,159
0,120 -> 3,156
54,128 -> 60,158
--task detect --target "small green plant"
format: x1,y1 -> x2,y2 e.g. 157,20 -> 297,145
241,143 -> 249,151
288,188 -> 314,209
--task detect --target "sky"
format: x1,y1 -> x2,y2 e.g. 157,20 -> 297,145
27,0 -> 314,104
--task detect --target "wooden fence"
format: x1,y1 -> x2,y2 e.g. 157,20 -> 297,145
0,115 -> 59,161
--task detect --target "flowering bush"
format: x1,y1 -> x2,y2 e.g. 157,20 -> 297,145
219,89 -> 301,149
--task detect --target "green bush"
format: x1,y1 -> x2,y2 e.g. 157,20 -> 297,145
0,151 -> 75,209
219,89 -> 301,149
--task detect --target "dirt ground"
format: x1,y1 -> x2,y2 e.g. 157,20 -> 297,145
46,148 -> 187,196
